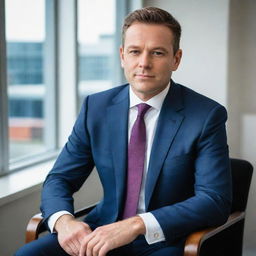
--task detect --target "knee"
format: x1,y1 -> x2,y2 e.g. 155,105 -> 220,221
14,243 -> 37,256
14,234 -> 64,256
14,246 -> 26,256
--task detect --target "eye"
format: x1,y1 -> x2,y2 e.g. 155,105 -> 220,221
129,50 -> 140,55
152,51 -> 164,56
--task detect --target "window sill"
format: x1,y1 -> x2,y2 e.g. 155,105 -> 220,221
0,160 -> 55,207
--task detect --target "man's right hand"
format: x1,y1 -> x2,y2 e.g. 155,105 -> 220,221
55,214 -> 92,256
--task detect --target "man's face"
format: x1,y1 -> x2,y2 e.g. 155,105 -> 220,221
120,22 -> 182,101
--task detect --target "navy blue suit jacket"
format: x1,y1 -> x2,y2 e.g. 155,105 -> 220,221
41,81 -> 232,244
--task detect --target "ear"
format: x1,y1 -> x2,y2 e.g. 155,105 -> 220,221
119,46 -> 125,68
171,49 -> 182,71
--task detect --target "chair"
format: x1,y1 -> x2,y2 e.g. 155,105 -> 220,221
25,158 -> 253,256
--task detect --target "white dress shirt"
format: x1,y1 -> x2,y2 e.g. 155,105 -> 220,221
48,83 -> 170,244
129,84 -> 169,244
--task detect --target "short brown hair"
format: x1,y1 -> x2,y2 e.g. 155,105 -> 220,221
122,7 -> 181,54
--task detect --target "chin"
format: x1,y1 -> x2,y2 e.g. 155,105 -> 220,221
134,80 -> 155,88
134,86 -> 154,94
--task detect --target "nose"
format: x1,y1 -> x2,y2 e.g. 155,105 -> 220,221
138,52 -> 152,69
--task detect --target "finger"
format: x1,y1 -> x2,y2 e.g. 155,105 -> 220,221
86,238 -> 100,256
59,239 -> 76,256
63,244 -> 77,256
62,237 -> 80,256
98,244 -> 110,256
71,241 -> 82,256
92,240 -> 104,256
79,234 -> 93,256
70,239 -> 80,256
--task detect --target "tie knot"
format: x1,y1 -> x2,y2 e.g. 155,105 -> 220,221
137,103 -> 151,117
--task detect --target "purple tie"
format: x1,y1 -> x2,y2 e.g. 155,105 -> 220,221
122,103 -> 151,219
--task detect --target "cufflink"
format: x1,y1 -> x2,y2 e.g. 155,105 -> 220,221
154,232 -> 159,238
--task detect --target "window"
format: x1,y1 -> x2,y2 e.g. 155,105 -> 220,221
0,0 -> 57,174
77,0 -> 117,106
0,0 -> 133,176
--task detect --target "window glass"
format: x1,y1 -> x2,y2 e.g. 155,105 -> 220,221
78,0 -> 116,105
6,0 -> 50,161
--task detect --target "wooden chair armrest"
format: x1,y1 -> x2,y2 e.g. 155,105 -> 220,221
184,211 -> 245,256
25,203 -> 97,243
25,213 -> 44,243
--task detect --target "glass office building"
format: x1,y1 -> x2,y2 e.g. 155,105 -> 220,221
8,36 -> 113,158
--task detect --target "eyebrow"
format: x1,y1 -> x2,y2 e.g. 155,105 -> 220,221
151,47 -> 169,53
126,45 -> 140,50
126,45 -> 169,53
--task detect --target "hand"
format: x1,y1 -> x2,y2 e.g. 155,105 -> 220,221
55,214 -> 92,256
79,216 -> 146,256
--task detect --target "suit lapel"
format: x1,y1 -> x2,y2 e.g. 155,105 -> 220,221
145,82 -> 184,209
107,86 -> 129,213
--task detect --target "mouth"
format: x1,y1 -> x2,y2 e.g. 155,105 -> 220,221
135,74 -> 155,79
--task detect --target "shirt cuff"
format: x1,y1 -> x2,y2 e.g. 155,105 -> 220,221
47,211 -> 74,233
138,212 -> 166,244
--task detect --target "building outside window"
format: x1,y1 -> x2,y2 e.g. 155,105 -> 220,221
0,0 -> 131,175
77,0 -> 117,106
5,0 -> 55,165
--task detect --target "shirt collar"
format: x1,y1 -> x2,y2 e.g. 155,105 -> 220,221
129,82 -> 170,111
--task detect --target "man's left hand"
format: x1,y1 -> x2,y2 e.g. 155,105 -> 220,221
79,216 -> 146,256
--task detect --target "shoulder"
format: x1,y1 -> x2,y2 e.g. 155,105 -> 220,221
87,84 -> 129,102
79,83 -> 129,117
179,83 -> 222,106
171,82 -> 227,124
174,82 -> 226,112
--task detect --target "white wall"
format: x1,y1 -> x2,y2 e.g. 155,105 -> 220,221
229,1 -> 256,255
144,0 -> 256,255
146,0 -> 229,106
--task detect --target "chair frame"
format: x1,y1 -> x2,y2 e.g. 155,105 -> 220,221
25,158 -> 253,256
25,206 -> 246,256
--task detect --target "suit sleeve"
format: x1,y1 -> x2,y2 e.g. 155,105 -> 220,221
151,105 -> 232,243
40,96 -> 95,220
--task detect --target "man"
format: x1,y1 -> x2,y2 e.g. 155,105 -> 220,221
16,6 -> 232,256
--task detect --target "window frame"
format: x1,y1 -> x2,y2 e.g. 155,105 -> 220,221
1,0 -> 59,175
0,0 -> 9,175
